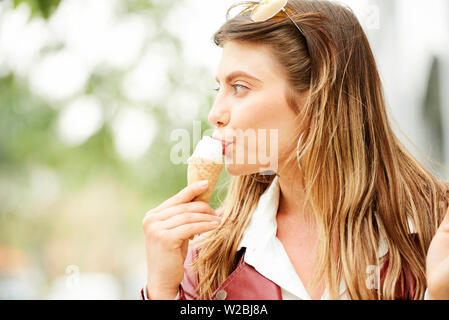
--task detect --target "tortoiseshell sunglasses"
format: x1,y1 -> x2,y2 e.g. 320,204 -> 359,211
241,0 -> 307,44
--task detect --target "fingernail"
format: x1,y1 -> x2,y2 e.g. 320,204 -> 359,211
199,180 -> 209,187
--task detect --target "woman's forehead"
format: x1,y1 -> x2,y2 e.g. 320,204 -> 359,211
216,41 -> 285,84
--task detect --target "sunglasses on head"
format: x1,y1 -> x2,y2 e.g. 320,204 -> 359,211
240,0 -> 308,47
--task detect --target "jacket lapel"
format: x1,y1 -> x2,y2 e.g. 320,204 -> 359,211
211,249 -> 282,300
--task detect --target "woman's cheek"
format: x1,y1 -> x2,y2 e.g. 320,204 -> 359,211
223,134 -> 276,176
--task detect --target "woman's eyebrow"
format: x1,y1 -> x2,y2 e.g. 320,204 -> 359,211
215,70 -> 263,85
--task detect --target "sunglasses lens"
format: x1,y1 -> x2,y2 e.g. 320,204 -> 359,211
251,0 -> 288,22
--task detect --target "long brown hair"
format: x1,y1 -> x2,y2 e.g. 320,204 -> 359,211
191,0 -> 449,299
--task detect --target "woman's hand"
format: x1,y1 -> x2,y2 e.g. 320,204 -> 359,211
426,207 -> 449,299
142,180 -> 222,299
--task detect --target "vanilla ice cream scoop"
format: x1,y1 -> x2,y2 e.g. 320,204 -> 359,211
187,136 -> 223,164
187,136 -> 224,205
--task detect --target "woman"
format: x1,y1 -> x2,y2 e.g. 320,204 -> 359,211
142,0 -> 449,300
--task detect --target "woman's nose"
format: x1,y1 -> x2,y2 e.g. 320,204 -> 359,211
208,103 -> 230,128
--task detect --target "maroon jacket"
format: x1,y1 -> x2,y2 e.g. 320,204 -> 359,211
141,246 -> 417,300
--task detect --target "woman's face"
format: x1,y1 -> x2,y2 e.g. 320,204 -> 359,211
209,40 -> 301,176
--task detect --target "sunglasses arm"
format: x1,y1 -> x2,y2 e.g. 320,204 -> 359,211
281,7 -> 306,37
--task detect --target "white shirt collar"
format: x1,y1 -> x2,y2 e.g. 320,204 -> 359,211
237,175 -> 280,252
236,174 -> 415,299
237,175 -> 415,258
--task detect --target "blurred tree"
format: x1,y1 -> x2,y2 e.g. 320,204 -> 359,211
0,0 -> 226,298
13,0 -> 61,19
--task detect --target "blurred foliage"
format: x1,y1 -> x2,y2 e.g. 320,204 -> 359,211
13,0 -> 61,19
0,0 -> 229,298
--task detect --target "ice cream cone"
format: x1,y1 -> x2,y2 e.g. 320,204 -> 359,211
186,136 -> 224,241
187,157 -> 224,203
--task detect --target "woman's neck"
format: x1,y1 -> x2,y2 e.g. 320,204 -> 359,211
276,162 -> 316,227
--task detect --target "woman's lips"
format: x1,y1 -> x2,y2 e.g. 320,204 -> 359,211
223,142 -> 233,156
212,137 -> 233,155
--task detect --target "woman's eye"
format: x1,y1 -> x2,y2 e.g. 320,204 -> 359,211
232,84 -> 248,95
213,84 -> 248,95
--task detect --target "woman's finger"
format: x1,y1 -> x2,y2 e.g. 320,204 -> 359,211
160,212 -> 222,230
166,221 -> 221,242
154,201 -> 217,221
156,181 -> 210,211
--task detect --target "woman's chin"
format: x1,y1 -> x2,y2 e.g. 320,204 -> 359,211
224,162 -> 243,176
224,162 -> 270,177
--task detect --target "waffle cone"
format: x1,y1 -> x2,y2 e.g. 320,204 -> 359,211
187,157 -> 224,203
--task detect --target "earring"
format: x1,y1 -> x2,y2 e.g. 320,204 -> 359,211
296,133 -> 304,170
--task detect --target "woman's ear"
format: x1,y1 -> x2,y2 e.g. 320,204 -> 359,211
296,89 -> 309,107
287,86 -> 309,115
